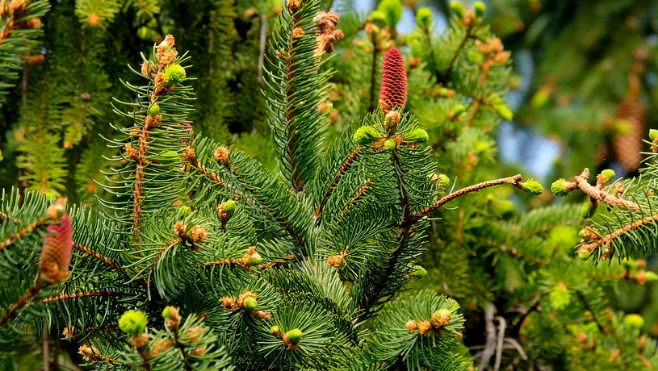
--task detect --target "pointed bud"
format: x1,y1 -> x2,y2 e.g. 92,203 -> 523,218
149,103 -> 160,116
384,138 -> 397,151
178,206 -> 192,216
271,325 -> 281,337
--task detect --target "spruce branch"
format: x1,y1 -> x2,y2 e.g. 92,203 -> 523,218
440,23 -> 474,84
0,215 -> 49,252
314,146 -> 361,220
37,290 -> 134,304
73,242 -> 122,271
578,212 -> 658,256
563,169 -> 641,212
342,178 -> 372,214
222,158 -> 307,251
416,174 -> 523,217
0,280 -> 44,327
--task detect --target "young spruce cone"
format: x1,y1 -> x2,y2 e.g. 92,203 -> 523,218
378,48 -> 407,113
40,213 -> 73,283
613,98 -> 646,172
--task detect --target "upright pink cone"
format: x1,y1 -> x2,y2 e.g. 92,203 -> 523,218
378,48 -> 408,112
40,213 -> 73,283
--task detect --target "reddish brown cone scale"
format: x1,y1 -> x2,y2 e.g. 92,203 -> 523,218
40,214 -> 73,283
378,48 -> 407,112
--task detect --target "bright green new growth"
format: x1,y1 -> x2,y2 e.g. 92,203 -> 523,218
416,7 -> 433,28
450,1 -> 466,19
159,150 -> 179,164
369,10 -> 388,28
149,103 -> 161,116
353,126 -> 380,145
243,297 -> 258,311
650,129 -> 658,141
518,179 -> 544,195
473,1 -> 486,18
377,0 -> 404,28
413,265 -> 427,279
286,328 -> 303,343
405,128 -> 429,143
384,138 -> 397,150
624,314 -> 644,329
600,169 -> 616,183
164,64 -> 186,84
221,199 -> 236,213
119,310 -> 148,337
438,174 -> 450,188
162,306 -> 175,319
551,178 -> 570,197
581,201 -> 597,219
494,103 -> 513,121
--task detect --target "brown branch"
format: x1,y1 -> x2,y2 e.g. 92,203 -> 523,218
73,243 -> 122,271
357,152 -> 412,321
416,174 -> 523,218
38,290 -> 133,304
570,170 -> 641,212
150,238 -> 183,271
285,13 -> 304,193
202,254 -> 296,270
576,292 -> 630,370
257,255 -> 296,269
0,212 -> 21,225
136,346 -> 152,371
578,212 -> 658,254
172,326 -> 192,371
342,178 -> 373,215
0,281 -> 44,326
0,217 -> 48,252
314,147 -> 361,219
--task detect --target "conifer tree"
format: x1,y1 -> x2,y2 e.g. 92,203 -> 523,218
0,1 -> 548,369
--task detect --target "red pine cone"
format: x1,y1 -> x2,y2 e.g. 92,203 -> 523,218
613,98 -> 646,172
378,48 -> 407,112
40,214 -> 73,283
